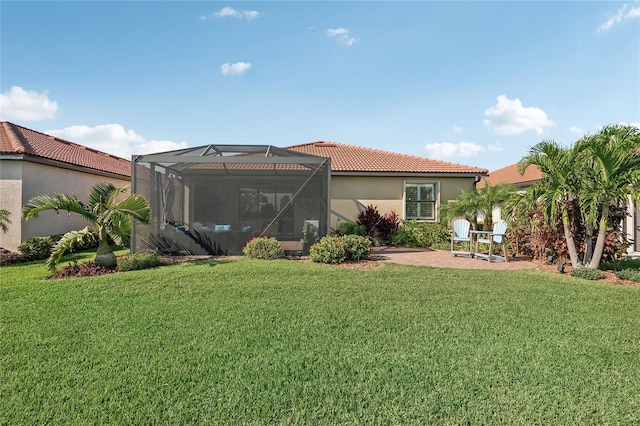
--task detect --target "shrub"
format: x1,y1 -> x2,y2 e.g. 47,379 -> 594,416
309,235 -> 372,264
242,237 -> 285,260
309,236 -> 347,264
615,268 -> 640,283
339,234 -> 372,261
390,221 -> 450,247
117,251 -> 162,272
18,236 -> 56,260
356,205 -> 381,239
570,267 -> 606,280
601,258 -> 640,271
390,221 -> 427,247
377,211 -> 401,244
50,261 -> 114,279
0,251 -> 26,265
336,221 -> 367,237
424,222 -> 450,246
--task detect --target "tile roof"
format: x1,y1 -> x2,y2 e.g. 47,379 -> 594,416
286,141 -> 488,175
477,162 -> 544,189
0,122 -> 131,178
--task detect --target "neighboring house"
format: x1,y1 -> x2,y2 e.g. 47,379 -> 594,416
0,122 -> 131,252
480,162 -> 639,256
286,141 -> 488,230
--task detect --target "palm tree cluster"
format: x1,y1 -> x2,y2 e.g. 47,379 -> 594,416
22,182 -> 151,272
441,124 -> 639,270
515,124 -> 640,269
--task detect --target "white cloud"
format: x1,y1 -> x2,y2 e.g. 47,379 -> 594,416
46,124 -> 187,159
326,28 -> 356,46
424,141 -> 486,159
483,95 -> 554,135
221,62 -> 251,76
0,86 -> 58,121
452,124 -> 463,133
598,3 -> 640,32
569,126 -> 584,134
487,142 -> 503,153
200,7 -> 261,21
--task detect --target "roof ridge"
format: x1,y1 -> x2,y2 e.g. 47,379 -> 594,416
1,122 -> 27,153
1,121 -> 129,161
295,140 -> 487,171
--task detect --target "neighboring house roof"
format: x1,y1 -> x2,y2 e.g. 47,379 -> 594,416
286,141 -> 488,175
476,162 -> 544,189
0,121 -> 131,178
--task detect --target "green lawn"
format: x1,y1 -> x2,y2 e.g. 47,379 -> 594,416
2,258 -> 640,424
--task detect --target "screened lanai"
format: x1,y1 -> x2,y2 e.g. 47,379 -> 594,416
131,145 -> 331,255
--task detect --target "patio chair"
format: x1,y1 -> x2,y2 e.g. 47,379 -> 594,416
450,219 -> 472,257
472,220 -> 509,263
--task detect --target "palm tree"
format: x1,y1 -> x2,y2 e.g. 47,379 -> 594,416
439,182 -> 514,230
574,125 -> 640,269
518,140 -> 582,267
0,209 -> 11,233
22,181 -> 151,272
439,188 -> 482,230
476,181 -> 515,230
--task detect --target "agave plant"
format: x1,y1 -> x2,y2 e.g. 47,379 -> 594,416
22,181 -> 151,272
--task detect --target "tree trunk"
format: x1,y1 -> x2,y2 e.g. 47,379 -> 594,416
562,208 -> 580,267
94,238 -> 117,269
588,206 -> 609,269
584,225 -> 594,265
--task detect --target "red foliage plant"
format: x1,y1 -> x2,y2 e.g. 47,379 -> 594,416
50,262 -> 115,280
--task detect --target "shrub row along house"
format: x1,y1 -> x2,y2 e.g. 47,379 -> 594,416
0,122 -> 487,254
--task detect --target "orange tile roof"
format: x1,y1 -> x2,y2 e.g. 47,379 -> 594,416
477,162 -> 544,188
0,121 -> 131,178
286,141 -> 488,175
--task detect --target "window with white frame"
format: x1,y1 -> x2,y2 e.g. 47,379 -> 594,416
405,183 -> 436,220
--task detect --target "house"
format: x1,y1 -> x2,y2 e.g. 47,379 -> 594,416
131,142 -> 487,255
480,162 -> 639,256
0,122 -> 131,252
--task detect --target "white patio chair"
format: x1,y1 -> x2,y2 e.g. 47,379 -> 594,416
472,220 -> 509,263
450,219 -> 472,257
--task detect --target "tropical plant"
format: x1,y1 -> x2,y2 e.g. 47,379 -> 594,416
439,188 -> 482,230
574,125 -> 640,268
0,209 -> 11,232
22,182 -> 151,272
356,204 -> 382,239
518,141 -> 582,267
439,182 -> 514,230
376,210 -> 401,244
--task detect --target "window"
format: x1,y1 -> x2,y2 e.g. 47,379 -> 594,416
240,188 -> 294,234
405,183 -> 435,220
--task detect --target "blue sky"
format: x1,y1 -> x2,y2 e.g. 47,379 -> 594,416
1,1 -> 639,171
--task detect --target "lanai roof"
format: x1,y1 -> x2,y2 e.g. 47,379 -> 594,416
286,141 -> 488,175
0,121 -> 131,178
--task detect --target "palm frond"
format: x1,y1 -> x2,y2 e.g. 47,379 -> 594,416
45,227 -> 93,272
22,193 -> 94,221
114,194 -> 151,223
0,209 -> 12,232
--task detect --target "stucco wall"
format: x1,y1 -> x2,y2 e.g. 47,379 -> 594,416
330,175 -> 477,230
0,159 -> 129,251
